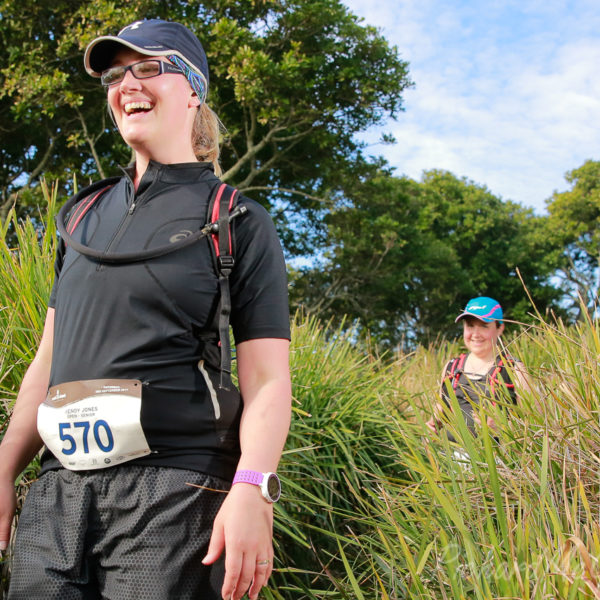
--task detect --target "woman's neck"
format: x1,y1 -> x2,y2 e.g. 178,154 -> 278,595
465,351 -> 496,375
133,156 -> 150,191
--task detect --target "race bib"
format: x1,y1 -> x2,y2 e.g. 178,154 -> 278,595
37,379 -> 151,470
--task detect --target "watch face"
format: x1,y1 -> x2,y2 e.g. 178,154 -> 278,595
266,473 -> 281,501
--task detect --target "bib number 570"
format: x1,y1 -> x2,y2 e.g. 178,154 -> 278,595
58,420 -> 115,455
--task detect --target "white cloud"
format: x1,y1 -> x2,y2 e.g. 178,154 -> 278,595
343,0 -> 600,212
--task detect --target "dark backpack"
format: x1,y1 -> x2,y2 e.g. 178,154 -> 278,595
56,180 -> 246,390
442,353 -> 517,406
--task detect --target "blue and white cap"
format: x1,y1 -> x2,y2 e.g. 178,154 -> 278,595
84,19 -> 208,102
455,296 -> 503,323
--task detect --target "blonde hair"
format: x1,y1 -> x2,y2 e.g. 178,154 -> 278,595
192,102 -> 224,176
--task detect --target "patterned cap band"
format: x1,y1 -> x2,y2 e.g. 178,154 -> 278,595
168,54 -> 207,104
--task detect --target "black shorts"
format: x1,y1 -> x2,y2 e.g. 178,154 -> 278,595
8,465 -> 229,600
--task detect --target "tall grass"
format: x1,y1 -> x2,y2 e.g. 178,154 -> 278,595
267,310 -> 600,598
0,180 -> 58,595
0,180 -> 57,402
284,312 -> 600,599
268,316 -> 405,598
2,190 -> 600,598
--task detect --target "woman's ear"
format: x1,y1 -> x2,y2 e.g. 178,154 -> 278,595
189,93 -> 201,108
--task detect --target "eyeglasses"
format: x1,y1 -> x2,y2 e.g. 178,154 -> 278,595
101,59 -> 183,87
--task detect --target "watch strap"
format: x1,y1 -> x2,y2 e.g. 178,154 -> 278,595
232,470 -> 264,486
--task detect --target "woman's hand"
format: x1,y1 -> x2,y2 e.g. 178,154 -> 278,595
425,417 -> 439,434
0,478 -> 17,552
426,402 -> 445,434
473,412 -> 498,433
203,483 -> 274,600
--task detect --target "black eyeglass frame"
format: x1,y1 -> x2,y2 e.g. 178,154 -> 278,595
101,59 -> 183,87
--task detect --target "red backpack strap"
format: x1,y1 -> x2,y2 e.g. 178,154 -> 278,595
443,353 -> 466,392
207,183 -> 246,390
66,185 -> 114,235
452,353 -> 467,389
489,356 -> 515,405
210,183 -> 238,258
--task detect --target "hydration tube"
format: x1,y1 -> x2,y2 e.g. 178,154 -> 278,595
56,180 -> 247,264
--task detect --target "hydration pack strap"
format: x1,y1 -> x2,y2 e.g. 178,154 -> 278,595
209,183 -> 242,390
489,358 -> 515,405
56,178 -> 246,264
450,353 -> 467,390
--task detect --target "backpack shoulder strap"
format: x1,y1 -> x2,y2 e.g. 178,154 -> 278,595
66,185 -> 114,235
207,183 -> 247,390
57,177 -> 121,241
451,353 -> 467,389
488,355 -> 516,404
443,353 -> 466,392
209,183 -> 239,261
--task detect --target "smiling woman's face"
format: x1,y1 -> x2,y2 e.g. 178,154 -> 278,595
462,316 -> 504,358
106,48 -> 200,163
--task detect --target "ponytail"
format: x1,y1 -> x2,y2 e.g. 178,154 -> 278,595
192,103 -> 224,176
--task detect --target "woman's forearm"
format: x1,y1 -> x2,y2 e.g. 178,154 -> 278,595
0,309 -> 54,482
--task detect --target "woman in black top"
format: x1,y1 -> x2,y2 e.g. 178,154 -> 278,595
426,296 -> 528,438
0,19 -> 291,600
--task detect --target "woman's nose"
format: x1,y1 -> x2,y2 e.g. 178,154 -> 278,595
119,68 -> 142,91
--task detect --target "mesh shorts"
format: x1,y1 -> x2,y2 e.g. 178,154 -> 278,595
8,465 -> 229,600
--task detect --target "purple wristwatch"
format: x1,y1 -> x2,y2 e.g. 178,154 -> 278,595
232,470 -> 281,503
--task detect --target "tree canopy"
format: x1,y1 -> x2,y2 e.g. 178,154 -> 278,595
290,168 -> 563,346
545,159 -> 600,316
0,1 -> 591,346
0,0 -> 412,251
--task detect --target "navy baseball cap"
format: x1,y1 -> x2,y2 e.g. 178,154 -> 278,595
455,296 -> 503,323
84,19 -> 209,91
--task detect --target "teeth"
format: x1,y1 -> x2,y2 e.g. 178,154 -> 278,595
124,102 -> 153,114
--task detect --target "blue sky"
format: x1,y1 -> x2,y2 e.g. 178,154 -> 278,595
342,0 -> 600,213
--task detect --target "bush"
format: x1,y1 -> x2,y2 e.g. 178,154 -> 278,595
0,180 -> 57,596
2,191 -> 600,599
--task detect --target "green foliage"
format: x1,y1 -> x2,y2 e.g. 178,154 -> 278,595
0,180 -> 57,404
265,305 -> 600,598
264,305 -> 600,598
0,0 -> 411,257
546,159 -> 600,315
289,169 -> 425,345
0,0 -> 139,216
379,305 -> 600,599
0,181 -> 57,593
416,170 -> 561,331
271,315 -> 405,596
291,167 -> 563,347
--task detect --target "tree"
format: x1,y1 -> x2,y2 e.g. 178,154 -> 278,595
416,170 -> 562,336
0,0 -> 412,254
0,1 -> 139,219
291,168 -> 562,347
545,160 -> 600,316
289,165 -> 427,344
